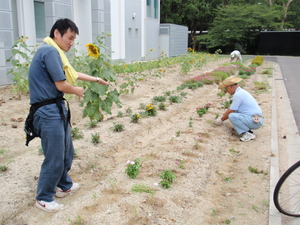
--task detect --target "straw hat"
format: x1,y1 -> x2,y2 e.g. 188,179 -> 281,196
218,77 -> 242,89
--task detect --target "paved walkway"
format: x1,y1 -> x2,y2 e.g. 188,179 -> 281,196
266,56 -> 300,134
265,56 -> 300,225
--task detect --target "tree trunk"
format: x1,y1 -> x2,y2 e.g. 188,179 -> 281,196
191,30 -> 196,51
281,0 -> 294,29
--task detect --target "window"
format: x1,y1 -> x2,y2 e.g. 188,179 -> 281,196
146,0 -> 158,19
34,1 -> 46,38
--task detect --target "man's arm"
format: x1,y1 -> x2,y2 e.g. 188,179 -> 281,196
221,109 -> 235,121
77,72 -> 109,85
55,80 -> 84,97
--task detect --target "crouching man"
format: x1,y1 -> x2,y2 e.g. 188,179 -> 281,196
230,50 -> 242,62
214,77 -> 264,142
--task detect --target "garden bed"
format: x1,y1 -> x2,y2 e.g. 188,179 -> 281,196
0,57 -> 273,225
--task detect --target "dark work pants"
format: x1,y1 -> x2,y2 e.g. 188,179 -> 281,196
33,115 -> 74,202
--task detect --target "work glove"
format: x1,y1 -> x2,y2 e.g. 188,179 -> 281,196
214,117 -> 223,126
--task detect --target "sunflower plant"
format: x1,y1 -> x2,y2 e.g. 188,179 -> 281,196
145,103 -> 157,117
80,35 -> 122,121
7,36 -> 36,98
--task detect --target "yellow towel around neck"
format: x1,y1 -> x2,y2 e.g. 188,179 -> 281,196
43,37 -> 78,84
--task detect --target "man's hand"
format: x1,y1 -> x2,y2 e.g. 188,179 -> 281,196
74,87 -> 84,98
97,79 -> 109,86
214,117 -> 223,126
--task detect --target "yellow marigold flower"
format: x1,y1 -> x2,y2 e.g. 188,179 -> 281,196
147,107 -> 153,110
189,60 -> 194,63
137,115 -> 141,118
85,43 -> 100,59
150,49 -> 154,52
20,38 -> 25,42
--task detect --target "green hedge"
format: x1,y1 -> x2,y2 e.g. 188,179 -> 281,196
251,56 -> 264,66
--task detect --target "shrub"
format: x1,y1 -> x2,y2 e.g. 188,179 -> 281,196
71,127 -> 84,140
213,66 -> 236,75
130,114 -> 140,123
251,56 -> 264,66
91,133 -> 101,144
112,123 -> 124,132
254,81 -> 269,90
152,96 -> 166,103
238,75 -> 249,79
210,71 -> 229,83
145,104 -> 157,116
192,74 -> 215,84
125,159 -> 142,178
169,95 -> 182,103
158,102 -> 167,110
159,170 -> 176,188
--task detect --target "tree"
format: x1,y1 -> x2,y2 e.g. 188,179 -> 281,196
160,0 -> 220,50
286,0 -> 300,29
280,0 -> 296,29
160,0 -> 183,24
200,4 -> 282,53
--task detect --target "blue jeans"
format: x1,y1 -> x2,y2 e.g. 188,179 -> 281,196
33,115 -> 74,202
229,113 -> 264,135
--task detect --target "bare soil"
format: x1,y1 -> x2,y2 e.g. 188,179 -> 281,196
0,58 -> 274,225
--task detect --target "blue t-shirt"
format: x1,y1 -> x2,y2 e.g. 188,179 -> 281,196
28,44 -> 67,119
230,87 -> 262,116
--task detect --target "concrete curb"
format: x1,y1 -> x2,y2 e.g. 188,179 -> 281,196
269,63 -> 282,225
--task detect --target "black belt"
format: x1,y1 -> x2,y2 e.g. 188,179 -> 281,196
24,97 -> 70,146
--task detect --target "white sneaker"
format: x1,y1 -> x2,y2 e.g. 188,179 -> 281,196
35,200 -> 64,212
55,182 -> 80,198
240,132 -> 256,142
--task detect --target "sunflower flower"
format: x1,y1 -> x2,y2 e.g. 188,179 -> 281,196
85,43 -> 100,59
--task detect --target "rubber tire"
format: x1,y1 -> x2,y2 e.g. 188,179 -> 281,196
273,160 -> 300,217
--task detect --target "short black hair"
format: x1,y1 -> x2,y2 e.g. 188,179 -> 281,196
49,18 -> 79,38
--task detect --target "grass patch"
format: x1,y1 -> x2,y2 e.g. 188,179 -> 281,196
131,184 -> 155,194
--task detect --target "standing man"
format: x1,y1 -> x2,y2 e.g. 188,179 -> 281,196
214,77 -> 264,142
230,50 -> 242,62
28,18 -> 109,212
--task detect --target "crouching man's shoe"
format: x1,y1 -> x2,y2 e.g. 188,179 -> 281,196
55,182 -> 80,198
240,132 -> 256,142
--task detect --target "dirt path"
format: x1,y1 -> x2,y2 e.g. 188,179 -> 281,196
0,58 -> 274,225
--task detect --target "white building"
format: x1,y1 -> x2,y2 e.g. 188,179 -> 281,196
0,0 -> 187,86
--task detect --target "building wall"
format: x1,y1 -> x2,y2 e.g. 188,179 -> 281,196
0,0 -> 14,85
91,0 -> 111,51
111,0 -> 125,61
0,0 -> 36,86
145,19 -> 160,60
44,0 -> 73,36
74,0 -> 92,52
124,0 -> 142,62
159,24 -> 188,57
144,0 -> 160,60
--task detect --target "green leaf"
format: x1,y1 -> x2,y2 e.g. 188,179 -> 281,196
83,89 -> 99,103
108,90 -> 122,108
99,97 -> 113,114
91,82 -> 108,96
87,101 -> 99,118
